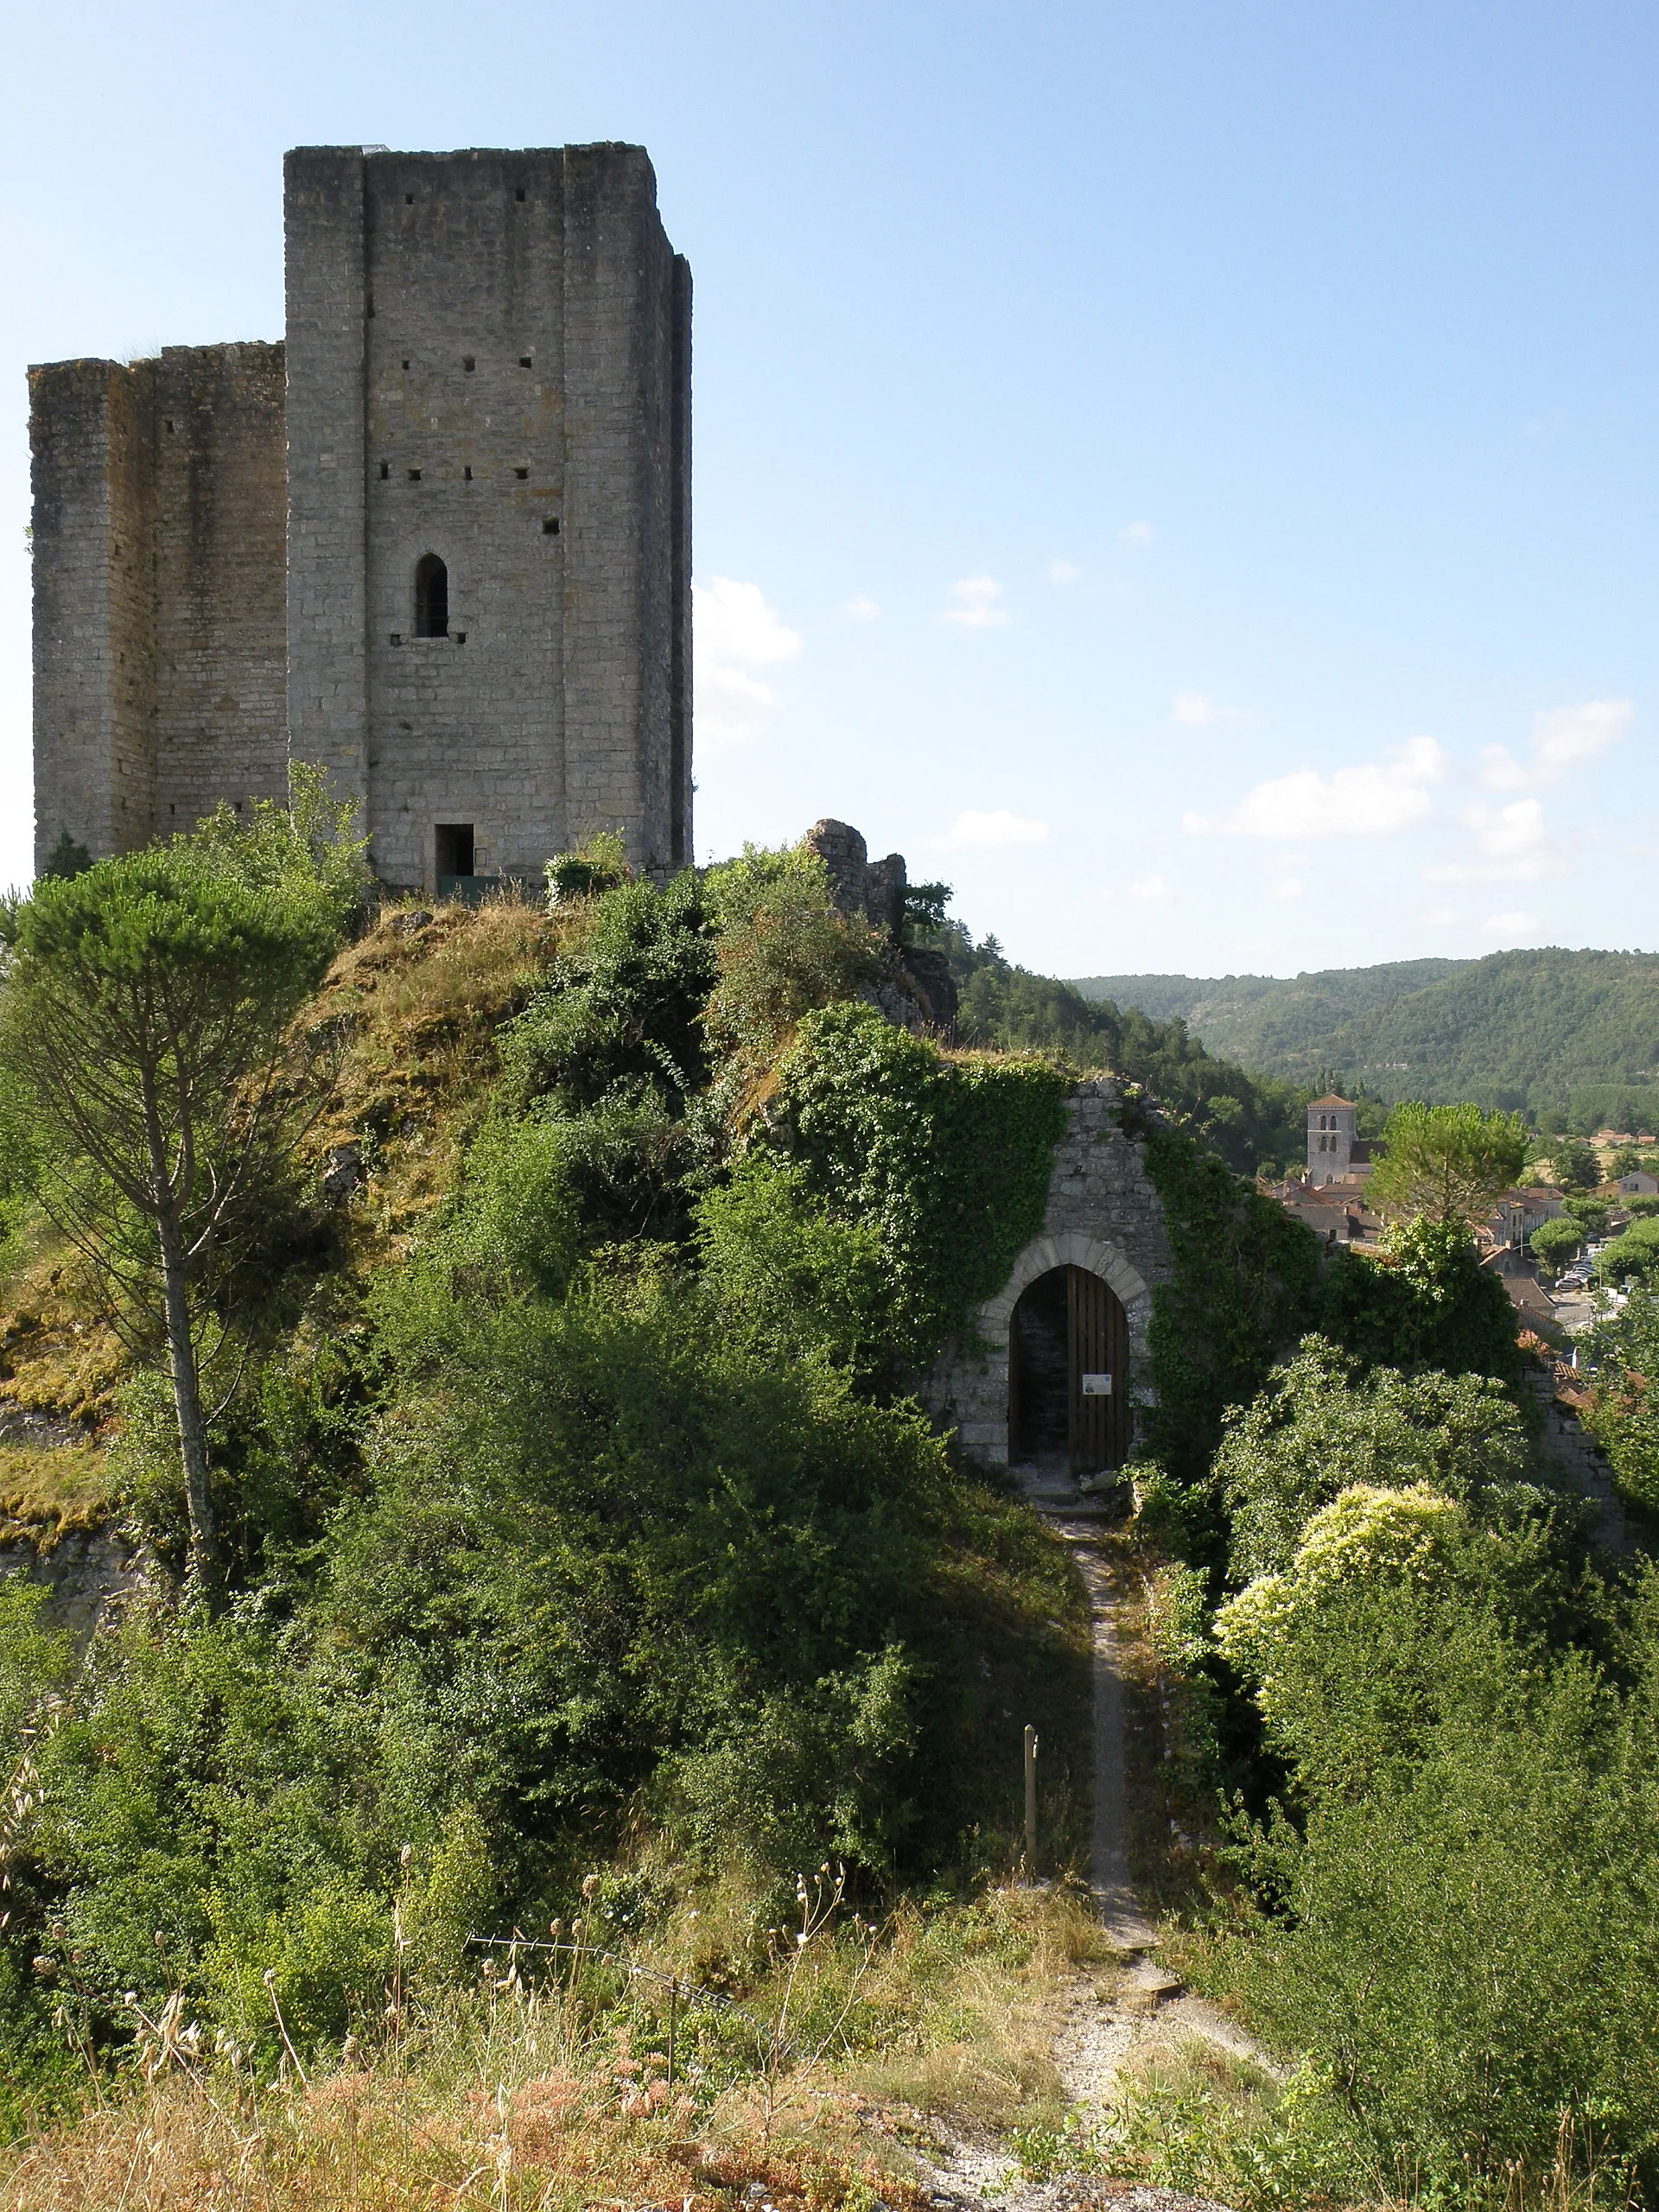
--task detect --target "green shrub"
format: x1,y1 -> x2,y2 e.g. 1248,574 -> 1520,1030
1319,1215 -> 1522,1384
694,1156 -> 888,1370
502,872 -> 714,1114
544,829 -> 632,905
1221,1594 -> 1659,2197
701,844 -> 880,1084
1216,1337 -> 1541,1584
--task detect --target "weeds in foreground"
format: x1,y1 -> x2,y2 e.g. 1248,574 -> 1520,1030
1008,2036 -> 1639,2212
0,1881 -> 1096,2211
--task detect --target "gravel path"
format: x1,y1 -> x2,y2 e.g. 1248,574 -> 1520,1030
903,1466 -> 1271,2212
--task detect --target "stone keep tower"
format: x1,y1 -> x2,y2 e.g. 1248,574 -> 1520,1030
29,143 -> 692,889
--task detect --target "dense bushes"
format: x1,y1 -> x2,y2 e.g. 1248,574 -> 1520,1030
1212,1563 -> 1659,2198
1318,1215 -> 1522,1385
1214,1338 -> 1541,1584
0,848 -> 1095,2096
3,1249 -> 1080,2059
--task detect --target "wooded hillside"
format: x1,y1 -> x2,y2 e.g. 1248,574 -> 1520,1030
1072,947 -> 1659,1128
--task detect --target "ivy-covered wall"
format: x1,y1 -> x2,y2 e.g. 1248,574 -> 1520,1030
764,1003 -> 1073,1363
922,1077 -> 1174,1465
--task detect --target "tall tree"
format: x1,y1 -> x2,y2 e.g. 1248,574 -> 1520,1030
0,849 -> 334,1593
1366,1101 -> 1528,1224
1549,1137 -> 1604,1192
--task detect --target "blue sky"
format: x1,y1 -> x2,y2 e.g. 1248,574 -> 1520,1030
4,0 -> 1656,977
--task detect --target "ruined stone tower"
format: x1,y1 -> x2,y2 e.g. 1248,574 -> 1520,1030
29,143 -> 692,889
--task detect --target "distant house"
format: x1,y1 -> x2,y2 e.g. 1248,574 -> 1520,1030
1306,1094 -> 1374,1187
1497,1270 -> 1562,1338
1491,1186 -> 1567,1248
1618,1171 -> 1659,1196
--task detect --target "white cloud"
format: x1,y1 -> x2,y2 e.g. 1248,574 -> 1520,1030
1269,877 -> 1305,900
693,577 -> 800,750
1484,910 -> 1538,939
1423,797 -> 1566,884
694,575 -> 801,668
1119,521 -> 1154,544
696,665 -> 781,753
1048,559 -> 1081,585
1173,690 -> 1255,729
839,594 -> 880,622
931,810 -> 1050,851
1127,874 -> 1176,902
1480,698 -> 1630,791
940,575 -> 1008,629
1185,734 -> 1446,839
1420,906 -> 1466,927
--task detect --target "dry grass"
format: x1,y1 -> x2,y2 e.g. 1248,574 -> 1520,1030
296,896 -> 575,1270
0,1885 -> 1110,2211
844,1885 -> 1117,2133
0,1239 -> 128,1433
319,896 -> 569,1052
0,1440 -> 116,1544
0,2031 -> 923,2212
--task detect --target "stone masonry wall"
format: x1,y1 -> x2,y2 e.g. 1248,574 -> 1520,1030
30,346 -> 287,866
284,148 -> 372,844
29,359 -> 156,866
924,1079 -> 1173,1467
149,345 -> 288,831
288,143 -> 690,892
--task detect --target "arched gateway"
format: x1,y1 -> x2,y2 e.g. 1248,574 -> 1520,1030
1010,1264 -> 1133,1475
922,1080 -> 1172,1471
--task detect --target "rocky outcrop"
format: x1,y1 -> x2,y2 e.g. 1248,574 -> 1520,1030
801,818 -> 960,1033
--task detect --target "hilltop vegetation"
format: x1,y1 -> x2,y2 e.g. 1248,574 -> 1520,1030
0,829 -> 1109,2144
4,806 -> 1659,2210
1073,947 -> 1659,1131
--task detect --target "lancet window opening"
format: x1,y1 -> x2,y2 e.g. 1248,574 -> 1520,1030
413,553 -> 449,638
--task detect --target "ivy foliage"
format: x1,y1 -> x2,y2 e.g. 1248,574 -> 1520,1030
762,1001 -> 1072,1365
1140,1126 -> 1322,1491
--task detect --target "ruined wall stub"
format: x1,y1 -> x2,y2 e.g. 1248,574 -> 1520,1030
924,1079 -> 1173,1466
29,346 -> 288,873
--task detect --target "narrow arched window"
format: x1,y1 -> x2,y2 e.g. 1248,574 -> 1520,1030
414,553 -> 449,638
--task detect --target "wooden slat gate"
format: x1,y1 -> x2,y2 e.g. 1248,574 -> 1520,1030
1065,1265 -> 1131,1476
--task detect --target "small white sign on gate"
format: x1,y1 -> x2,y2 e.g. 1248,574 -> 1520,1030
1080,1372 -> 1113,1397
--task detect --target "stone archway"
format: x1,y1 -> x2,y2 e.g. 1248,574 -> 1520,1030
919,1079 -> 1172,1470
1009,1264 -> 1133,1474
982,1233 -> 1149,1471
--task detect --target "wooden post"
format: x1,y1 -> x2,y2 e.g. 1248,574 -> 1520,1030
1024,1725 -> 1039,1877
